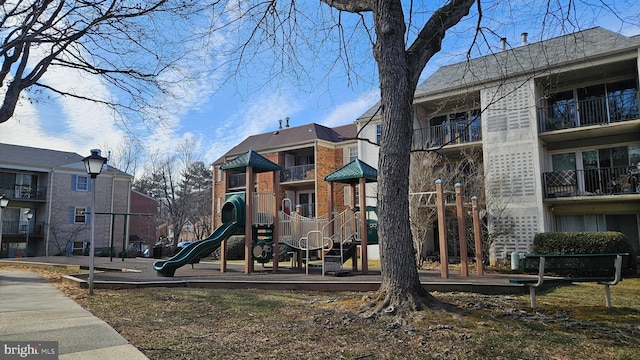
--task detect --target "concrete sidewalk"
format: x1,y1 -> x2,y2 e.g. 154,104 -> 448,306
0,270 -> 148,360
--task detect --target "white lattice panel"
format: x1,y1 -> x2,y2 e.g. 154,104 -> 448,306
483,80 -> 534,139
490,213 -> 539,255
487,150 -> 536,198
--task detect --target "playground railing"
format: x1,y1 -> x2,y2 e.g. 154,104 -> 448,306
278,211 -> 330,248
298,230 -> 333,275
253,192 -> 275,225
327,208 -> 360,243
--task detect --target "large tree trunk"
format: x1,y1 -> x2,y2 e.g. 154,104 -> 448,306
370,0 -> 437,313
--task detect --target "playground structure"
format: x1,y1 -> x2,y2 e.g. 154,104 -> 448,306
153,150 -> 483,279
154,151 -> 377,277
153,189 -> 374,277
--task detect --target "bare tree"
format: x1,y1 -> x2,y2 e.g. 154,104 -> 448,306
0,0 -> 205,125
409,149 -> 485,266
134,153 -> 187,245
44,218 -> 88,256
134,139 -> 212,244
179,161 -> 213,239
315,0 -> 477,314
101,136 -> 144,176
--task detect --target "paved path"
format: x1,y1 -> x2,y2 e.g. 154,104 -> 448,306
0,270 -> 148,360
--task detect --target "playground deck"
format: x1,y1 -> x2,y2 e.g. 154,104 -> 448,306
1,256 -> 537,295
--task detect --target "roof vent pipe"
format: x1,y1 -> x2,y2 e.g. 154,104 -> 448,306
285,117 -> 290,128
500,37 -> 507,51
278,119 -> 283,129
521,32 -> 528,46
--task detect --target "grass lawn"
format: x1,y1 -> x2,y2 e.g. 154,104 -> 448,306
2,263 -> 639,360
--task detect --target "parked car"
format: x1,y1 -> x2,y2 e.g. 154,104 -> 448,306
176,241 -> 193,249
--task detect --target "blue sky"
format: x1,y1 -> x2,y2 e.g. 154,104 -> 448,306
1,1 -> 639,173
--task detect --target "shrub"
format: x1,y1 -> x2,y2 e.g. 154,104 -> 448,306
533,232 -> 637,275
211,236 -> 246,260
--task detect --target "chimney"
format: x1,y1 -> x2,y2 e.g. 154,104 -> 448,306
278,119 -> 283,129
285,117 -> 290,128
500,37 -> 507,51
521,32 -> 528,46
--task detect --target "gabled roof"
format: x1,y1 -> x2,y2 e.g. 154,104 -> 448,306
214,123 -> 357,165
220,150 -> 282,173
0,143 -> 131,176
0,143 -> 83,168
357,27 -> 640,120
415,27 -> 640,97
324,159 -> 378,184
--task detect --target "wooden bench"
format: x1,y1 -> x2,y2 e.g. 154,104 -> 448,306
509,253 -> 627,308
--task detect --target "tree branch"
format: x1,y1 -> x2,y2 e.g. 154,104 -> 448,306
406,0 -> 476,84
319,0 -> 374,13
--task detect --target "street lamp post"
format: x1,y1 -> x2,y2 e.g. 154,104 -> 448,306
25,210 -> 33,257
0,195 -> 9,258
83,149 -> 107,295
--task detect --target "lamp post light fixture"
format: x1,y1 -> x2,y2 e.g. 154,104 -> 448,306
25,210 -> 33,257
0,195 -> 9,258
83,149 -> 107,295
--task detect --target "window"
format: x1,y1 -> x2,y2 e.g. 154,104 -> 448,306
556,214 -> 605,232
551,153 -> 576,171
349,147 -> 358,163
607,79 -> 639,121
75,175 -> 89,191
74,207 -> 87,224
375,124 -> 381,144
547,90 -> 576,129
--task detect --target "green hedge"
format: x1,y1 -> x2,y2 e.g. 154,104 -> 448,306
533,232 -> 637,275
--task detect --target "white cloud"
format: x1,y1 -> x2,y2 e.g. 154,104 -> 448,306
203,89 -> 303,163
0,98 -> 84,153
0,69 -> 126,157
319,90 -> 379,128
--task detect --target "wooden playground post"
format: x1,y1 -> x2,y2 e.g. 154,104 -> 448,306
350,183 -> 358,271
359,177 -> 368,274
272,170 -> 280,273
472,196 -> 484,276
245,166 -> 254,274
327,182 -> 334,238
455,183 -> 469,277
435,180 -> 449,278
220,169 -> 229,273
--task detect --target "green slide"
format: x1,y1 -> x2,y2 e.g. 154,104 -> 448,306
153,221 -> 239,277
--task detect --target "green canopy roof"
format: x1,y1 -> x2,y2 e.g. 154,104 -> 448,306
220,150 -> 282,173
324,159 -> 378,184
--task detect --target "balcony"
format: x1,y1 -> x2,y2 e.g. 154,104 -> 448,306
538,91 -> 639,133
543,166 -> 639,198
413,118 -> 481,150
281,164 -> 315,183
0,185 -> 47,201
1,220 -> 43,235
228,173 -> 246,189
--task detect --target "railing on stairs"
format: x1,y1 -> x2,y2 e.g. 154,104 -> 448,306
277,206 -> 363,275
298,230 -> 333,275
